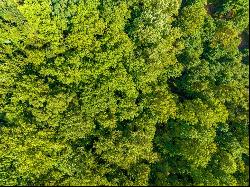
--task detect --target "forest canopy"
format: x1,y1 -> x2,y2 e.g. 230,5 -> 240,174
0,0 -> 249,186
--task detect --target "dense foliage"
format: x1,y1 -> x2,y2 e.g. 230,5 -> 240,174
0,0 -> 248,186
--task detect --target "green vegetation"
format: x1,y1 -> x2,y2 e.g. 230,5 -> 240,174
0,0 -> 248,186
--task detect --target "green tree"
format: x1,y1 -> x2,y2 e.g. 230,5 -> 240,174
151,0 -> 249,186
0,0 -> 182,185
0,0 -> 248,186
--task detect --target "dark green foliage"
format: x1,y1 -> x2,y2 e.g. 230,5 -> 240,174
0,0 -> 248,186
151,0 -> 249,186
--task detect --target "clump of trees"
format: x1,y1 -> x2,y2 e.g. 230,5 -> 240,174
0,0 -> 248,186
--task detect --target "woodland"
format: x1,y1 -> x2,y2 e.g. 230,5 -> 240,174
0,0 -> 249,186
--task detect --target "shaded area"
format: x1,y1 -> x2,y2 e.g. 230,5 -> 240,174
239,29 -> 249,50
